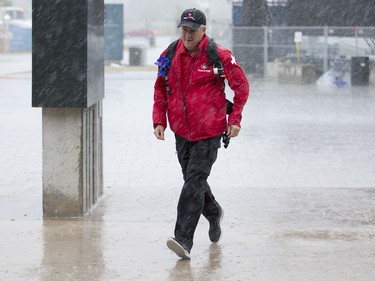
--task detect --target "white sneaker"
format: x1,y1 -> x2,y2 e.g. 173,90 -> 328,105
166,237 -> 191,260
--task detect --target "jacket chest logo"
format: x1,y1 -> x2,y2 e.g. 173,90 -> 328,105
198,63 -> 211,73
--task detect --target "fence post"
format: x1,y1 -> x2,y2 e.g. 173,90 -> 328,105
355,26 -> 359,56
263,26 -> 268,78
323,26 -> 328,73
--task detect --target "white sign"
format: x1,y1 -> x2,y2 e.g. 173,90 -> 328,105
294,31 -> 302,43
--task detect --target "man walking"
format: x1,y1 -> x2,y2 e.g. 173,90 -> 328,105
153,8 -> 249,259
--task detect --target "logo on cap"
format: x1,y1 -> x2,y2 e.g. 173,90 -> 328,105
184,12 -> 195,21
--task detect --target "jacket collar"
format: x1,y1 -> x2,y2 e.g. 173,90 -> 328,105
176,34 -> 209,56
171,35 -> 209,91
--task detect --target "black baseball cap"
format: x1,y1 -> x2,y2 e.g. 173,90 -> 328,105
177,8 -> 206,30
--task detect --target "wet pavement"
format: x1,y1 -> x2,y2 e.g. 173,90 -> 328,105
1,46 -> 375,280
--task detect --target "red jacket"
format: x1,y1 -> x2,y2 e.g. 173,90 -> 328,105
153,35 -> 249,142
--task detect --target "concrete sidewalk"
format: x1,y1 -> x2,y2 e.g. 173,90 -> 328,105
1,52 -> 375,280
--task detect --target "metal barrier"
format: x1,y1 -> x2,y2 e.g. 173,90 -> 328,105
232,26 -> 375,79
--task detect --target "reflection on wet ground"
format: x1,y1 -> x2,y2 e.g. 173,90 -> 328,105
168,244 -> 222,281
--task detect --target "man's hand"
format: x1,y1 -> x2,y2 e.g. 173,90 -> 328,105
226,125 -> 241,138
154,125 -> 165,140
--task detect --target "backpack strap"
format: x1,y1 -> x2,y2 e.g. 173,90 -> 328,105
207,39 -> 232,113
207,38 -> 225,84
165,39 -> 179,72
164,39 -> 179,96
206,38 -> 220,66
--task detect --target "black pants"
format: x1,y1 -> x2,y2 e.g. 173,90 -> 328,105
174,134 -> 222,251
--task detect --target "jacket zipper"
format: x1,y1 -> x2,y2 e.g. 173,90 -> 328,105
173,66 -> 191,131
173,52 -> 199,139
183,100 -> 190,129
173,64 -> 192,132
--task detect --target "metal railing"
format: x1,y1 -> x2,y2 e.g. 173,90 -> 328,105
232,26 -> 375,77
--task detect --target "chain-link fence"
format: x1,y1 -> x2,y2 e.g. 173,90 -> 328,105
232,26 -> 375,83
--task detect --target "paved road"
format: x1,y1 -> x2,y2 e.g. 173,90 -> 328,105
0,51 -> 375,280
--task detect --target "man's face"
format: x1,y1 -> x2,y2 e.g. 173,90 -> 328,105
180,26 -> 205,53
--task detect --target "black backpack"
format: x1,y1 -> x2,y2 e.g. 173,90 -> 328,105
163,38 -> 233,114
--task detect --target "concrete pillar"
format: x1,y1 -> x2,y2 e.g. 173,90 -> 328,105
42,102 -> 103,217
32,0 -> 105,217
